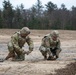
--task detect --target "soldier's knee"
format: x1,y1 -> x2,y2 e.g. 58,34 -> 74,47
39,46 -> 46,51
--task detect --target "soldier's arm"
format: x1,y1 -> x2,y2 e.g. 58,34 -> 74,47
41,36 -> 47,46
39,37 -> 45,51
40,36 -> 51,51
41,38 -> 45,46
56,39 -> 61,49
26,36 -> 34,53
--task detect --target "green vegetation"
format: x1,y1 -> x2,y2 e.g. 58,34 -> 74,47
0,0 -> 76,30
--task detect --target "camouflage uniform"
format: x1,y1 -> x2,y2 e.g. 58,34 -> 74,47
39,30 -> 61,60
5,27 -> 34,61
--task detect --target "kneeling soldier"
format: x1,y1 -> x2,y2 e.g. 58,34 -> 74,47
5,27 -> 34,61
39,30 -> 61,60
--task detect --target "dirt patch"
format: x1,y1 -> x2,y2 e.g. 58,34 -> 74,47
47,62 -> 76,75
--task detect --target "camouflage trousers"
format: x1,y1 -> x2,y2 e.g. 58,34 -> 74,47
39,46 -> 61,59
39,46 -> 52,59
50,48 -> 62,58
5,42 -> 25,60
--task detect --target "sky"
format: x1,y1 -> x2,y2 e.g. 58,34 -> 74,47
0,0 -> 76,9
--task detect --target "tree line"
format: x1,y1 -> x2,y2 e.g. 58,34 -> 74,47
0,0 -> 76,30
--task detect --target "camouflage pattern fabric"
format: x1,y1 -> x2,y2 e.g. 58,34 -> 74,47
39,30 -> 61,60
5,27 -> 34,61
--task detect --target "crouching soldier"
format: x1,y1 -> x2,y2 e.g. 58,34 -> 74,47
5,27 -> 34,61
39,30 -> 61,60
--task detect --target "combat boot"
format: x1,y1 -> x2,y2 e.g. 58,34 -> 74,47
19,53 -> 25,60
44,55 -> 47,60
13,53 -> 25,61
22,51 -> 29,55
47,56 -> 55,60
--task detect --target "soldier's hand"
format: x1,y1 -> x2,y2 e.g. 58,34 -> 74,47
23,51 -> 31,55
23,50 -> 32,55
29,47 -> 33,52
26,51 -> 29,55
22,51 -> 28,55
26,51 -> 32,55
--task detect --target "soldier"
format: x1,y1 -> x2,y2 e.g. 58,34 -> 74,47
5,27 -> 34,61
39,30 -> 61,60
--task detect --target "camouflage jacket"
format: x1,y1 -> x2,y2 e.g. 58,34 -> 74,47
41,34 -> 60,49
9,32 -> 34,51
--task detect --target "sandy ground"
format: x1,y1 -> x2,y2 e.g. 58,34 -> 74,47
0,29 -> 76,75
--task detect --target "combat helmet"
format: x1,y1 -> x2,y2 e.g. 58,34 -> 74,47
51,30 -> 59,37
20,27 -> 30,35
